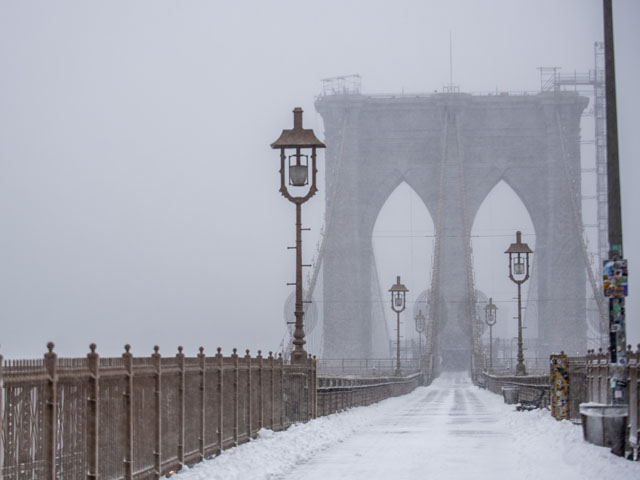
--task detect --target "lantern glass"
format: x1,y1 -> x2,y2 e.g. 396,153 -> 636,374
289,164 -> 308,187
394,293 -> 403,308
513,258 -> 524,275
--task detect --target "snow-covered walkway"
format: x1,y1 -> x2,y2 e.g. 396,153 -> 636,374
177,372 -> 639,480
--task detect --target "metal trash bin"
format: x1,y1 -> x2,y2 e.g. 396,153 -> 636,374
502,386 -> 520,404
579,403 -> 628,456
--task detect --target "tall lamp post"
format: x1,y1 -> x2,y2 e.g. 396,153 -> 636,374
271,108 -> 325,364
415,309 -> 426,369
484,298 -> 498,373
389,276 -> 409,375
505,231 -> 533,376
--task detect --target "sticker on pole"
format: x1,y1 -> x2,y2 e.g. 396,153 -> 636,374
603,259 -> 628,297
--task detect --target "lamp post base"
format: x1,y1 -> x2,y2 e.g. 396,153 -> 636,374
515,362 -> 527,376
290,349 -> 308,364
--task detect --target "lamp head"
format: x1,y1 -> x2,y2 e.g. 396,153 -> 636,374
271,108 -> 325,202
389,276 -> 409,312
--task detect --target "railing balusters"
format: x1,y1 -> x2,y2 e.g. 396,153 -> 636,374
1,345 -> 433,478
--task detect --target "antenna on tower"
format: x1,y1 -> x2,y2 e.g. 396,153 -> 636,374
449,30 -> 453,90
444,31 -> 459,93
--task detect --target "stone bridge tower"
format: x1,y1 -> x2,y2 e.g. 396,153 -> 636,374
315,91 -> 588,364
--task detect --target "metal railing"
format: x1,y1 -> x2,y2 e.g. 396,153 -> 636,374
480,372 -> 550,408
480,347 -> 640,457
584,347 -> 640,452
316,373 -> 422,417
317,358 -> 420,376
0,344 -> 311,480
485,357 -> 550,376
0,346 -> 421,480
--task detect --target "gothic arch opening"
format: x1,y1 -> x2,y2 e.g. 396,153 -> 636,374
471,180 -> 537,370
372,182 -> 435,358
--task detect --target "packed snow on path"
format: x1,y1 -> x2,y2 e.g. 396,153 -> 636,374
176,372 -> 639,480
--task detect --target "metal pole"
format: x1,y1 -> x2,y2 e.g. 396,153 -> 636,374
292,202 -> 307,363
396,311 -> 401,375
603,0 -> 627,406
604,0 -> 622,250
489,325 -> 493,373
516,282 -> 527,376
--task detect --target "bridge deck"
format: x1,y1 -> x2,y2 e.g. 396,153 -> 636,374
178,373 -> 639,480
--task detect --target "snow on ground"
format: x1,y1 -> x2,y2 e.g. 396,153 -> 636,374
176,372 -> 640,480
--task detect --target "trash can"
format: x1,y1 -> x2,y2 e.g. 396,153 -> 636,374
579,403 -> 628,456
502,386 -> 520,404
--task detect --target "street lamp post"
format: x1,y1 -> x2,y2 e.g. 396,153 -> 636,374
271,108 -> 325,364
415,309 -> 426,369
505,231 -> 533,376
484,298 -> 498,373
389,276 -> 409,376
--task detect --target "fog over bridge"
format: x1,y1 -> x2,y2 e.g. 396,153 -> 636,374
306,87 -> 592,368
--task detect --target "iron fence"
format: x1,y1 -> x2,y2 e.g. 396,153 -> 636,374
584,347 -> 640,452
317,358 -> 420,376
485,357 -> 550,376
480,346 -> 640,456
0,344 -> 302,480
481,372 -> 550,408
316,373 -> 422,417
1,345 -> 420,480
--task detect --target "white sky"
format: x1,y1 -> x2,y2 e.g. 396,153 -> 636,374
0,0 -> 638,359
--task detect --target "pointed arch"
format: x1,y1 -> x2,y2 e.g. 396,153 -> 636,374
372,182 -> 435,345
470,180 -> 536,350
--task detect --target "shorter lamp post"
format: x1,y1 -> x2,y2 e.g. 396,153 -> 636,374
271,108 -> 325,364
389,276 -> 409,376
505,231 -> 533,376
484,298 -> 498,373
415,309 -> 426,369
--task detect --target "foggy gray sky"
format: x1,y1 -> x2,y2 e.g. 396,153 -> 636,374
0,0 -> 638,359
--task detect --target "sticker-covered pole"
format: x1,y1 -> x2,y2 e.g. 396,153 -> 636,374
603,0 -> 627,406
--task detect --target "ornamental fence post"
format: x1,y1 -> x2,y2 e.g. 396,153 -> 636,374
244,350 -> 252,440
216,348 -> 223,454
122,345 -> 134,480
198,347 -> 206,461
151,346 -> 161,479
279,354 -> 285,429
628,345 -> 638,450
177,346 -> 185,466
0,353 -> 3,480
87,344 -> 100,480
44,342 -> 57,480
232,349 -> 239,446
257,350 -> 264,431
269,352 -> 275,429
